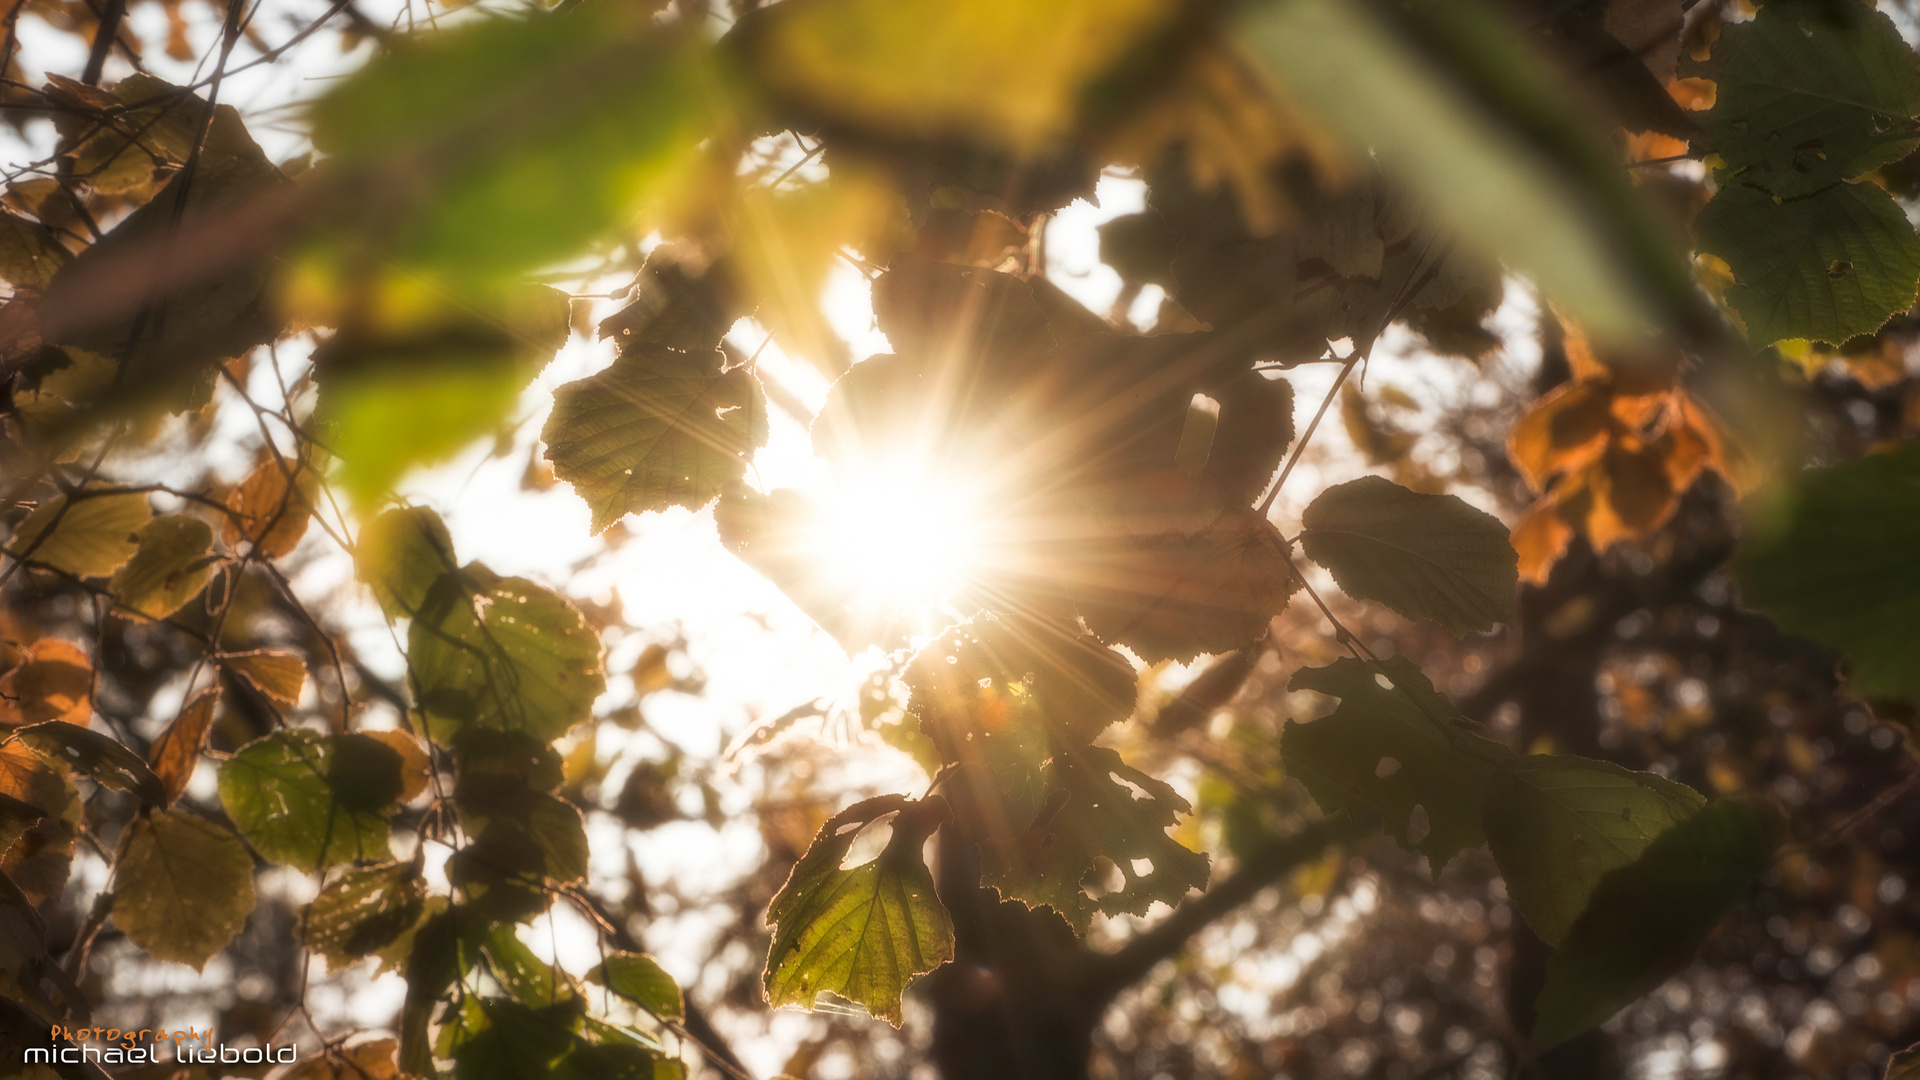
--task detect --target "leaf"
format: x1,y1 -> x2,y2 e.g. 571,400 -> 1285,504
736,0 -> 1175,151
223,457 -> 316,559
0,207 -> 70,290
307,8 -> 710,284
7,491 -> 151,577
0,742 -> 77,905
356,506 -> 456,619
1685,0 -> 1920,198
979,744 -> 1210,934
302,861 -> 428,969
1694,180 -> 1920,346
408,564 -> 606,743
17,721 -> 167,805
764,794 -> 953,1025
542,346 -> 768,533
218,730 -> 402,869
0,640 -> 91,727
1073,509 -> 1299,664
1482,754 -> 1706,946
1889,1042 -> 1920,1080
1507,381 -> 1615,493
599,252 -> 741,353
0,793 -> 44,857
149,688 -> 220,805
222,650 -> 307,708
588,953 -> 684,1022
111,514 -> 216,618
448,999 -> 584,1080
1237,0 -> 1693,343
1733,442 -> 1920,699
1532,799 -> 1777,1048
1283,657 -> 1512,869
112,809 -> 257,970
315,284 -> 572,503
364,729 -> 433,802
1300,475 -> 1518,634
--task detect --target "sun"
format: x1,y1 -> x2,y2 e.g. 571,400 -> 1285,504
809,463 -> 988,620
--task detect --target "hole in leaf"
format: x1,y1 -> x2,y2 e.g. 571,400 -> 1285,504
1828,260 -> 1852,278
1373,673 -> 1395,691
1174,394 -> 1221,475
1406,804 -> 1431,847
1081,856 -> 1124,899
838,813 -> 896,870
1130,858 -> 1154,879
1375,757 -> 1401,778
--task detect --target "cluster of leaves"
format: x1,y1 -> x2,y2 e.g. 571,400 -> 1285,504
8,0 -> 1920,1074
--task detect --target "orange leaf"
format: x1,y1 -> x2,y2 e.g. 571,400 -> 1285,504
363,729 -> 433,802
150,688 -> 220,805
1585,440 -> 1678,550
223,457 -> 317,559
1511,497 -> 1574,586
0,639 -> 91,727
222,650 -> 306,707
1509,381 -> 1613,491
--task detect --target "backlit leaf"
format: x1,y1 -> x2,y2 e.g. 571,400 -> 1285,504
1733,442 -> 1920,699
1685,0 -> 1920,198
111,514 -> 216,618
1695,180 -> 1920,346
149,688 -> 219,805
1284,657 -> 1512,869
0,742 -> 78,905
356,506 -> 456,620
408,564 -> 606,743
1300,475 -> 1518,634
364,730 -> 433,802
303,861 -> 428,969
1483,754 -> 1705,945
979,744 -> 1210,934
112,809 -> 257,970
588,952 -> 684,1022
223,457 -> 317,560
543,346 -> 768,533
0,207 -> 70,290
1532,799 -> 1777,1048
17,721 -> 166,805
7,491 -> 151,578
219,730 -> 402,869
0,640 -> 91,727
222,650 -> 307,708
764,794 -> 953,1025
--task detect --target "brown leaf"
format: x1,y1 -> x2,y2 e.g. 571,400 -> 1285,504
1512,497 -> 1576,586
0,741 -> 77,904
0,639 -> 91,727
223,457 -> 316,559
1605,0 -> 1686,83
1509,381 -> 1614,492
150,688 -> 220,805
364,730 -> 433,802
1585,439 -> 1678,550
222,649 -> 306,707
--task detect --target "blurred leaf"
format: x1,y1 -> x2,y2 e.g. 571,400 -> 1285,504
218,729 -> 401,869
481,924 -> 574,1008
542,346 -> 768,533
588,953 -> 684,1022
734,0 -> 1175,150
1685,0 -> 1920,199
222,650 -> 306,708
1888,1041 -> 1920,1080
0,793 -> 43,858
7,491 -> 151,578
1483,755 -> 1705,946
0,742 -> 77,905
1734,442 -> 1920,699
1532,799 -> 1777,1048
364,730 -> 433,802
0,640 -> 90,727
149,688 -> 219,805
449,999 -> 584,1080
409,564 -> 606,743
1238,0 -> 1692,343
17,721 -> 166,805
307,8 -> 711,283
1300,475 -> 1517,634
1695,180 -> 1920,346
112,809 -> 256,970
764,794 -> 953,1025
302,860 -> 427,968
1284,657 -> 1512,869
111,514 -> 215,618
223,457 -> 316,559
980,744 -> 1210,934
356,505 -> 456,620
599,253 -> 741,353
0,208 -> 70,290
314,283 -> 571,503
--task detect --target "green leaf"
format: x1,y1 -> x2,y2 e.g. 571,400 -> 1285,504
110,514 -> 215,619
1483,754 -> 1705,946
1695,180 -> 1920,346
111,809 -> 257,970
1532,799 -> 1777,1049
482,924 -> 574,1008
542,347 -> 768,533
16,721 -> 167,806
1236,0 -> 1691,343
302,860 -> 428,969
1300,475 -> 1517,634
0,207 -> 70,290
409,563 -> 606,743
979,744 -> 1210,934
316,284 -> 572,503
1283,656 -> 1512,869
356,506 -> 457,620
218,730 -> 402,869
1685,0 -> 1920,199
1733,442 -> 1920,699
764,794 -> 954,1025
307,8 -> 710,283
7,492 -> 151,578
588,953 -> 684,1022
449,998 -> 585,1080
